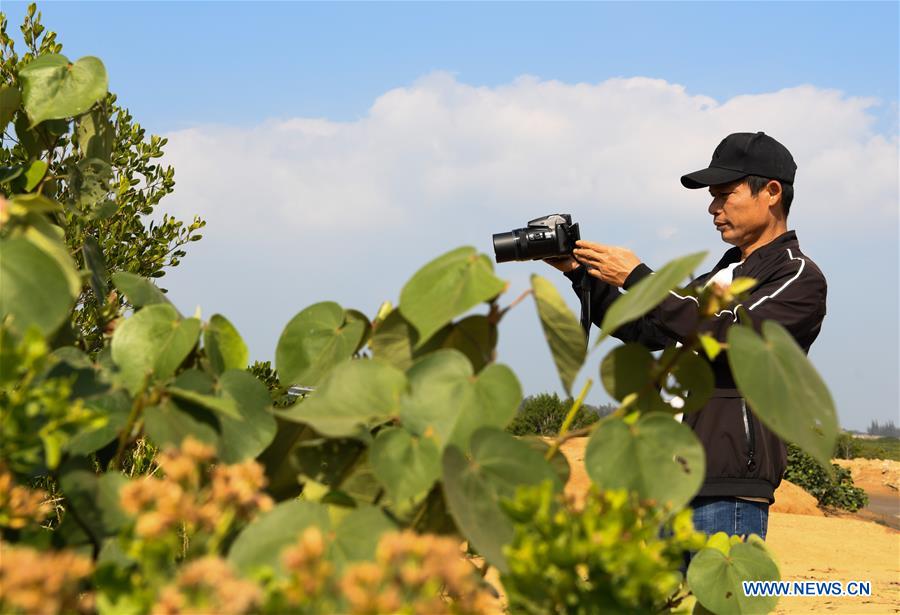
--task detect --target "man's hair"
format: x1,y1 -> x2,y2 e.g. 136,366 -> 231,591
746,175 -> 793,218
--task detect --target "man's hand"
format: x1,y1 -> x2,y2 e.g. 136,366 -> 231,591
543,255 -> 581,273
572,240 -> 641,287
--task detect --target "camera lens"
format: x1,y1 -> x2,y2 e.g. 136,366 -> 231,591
492,231 -> 521,263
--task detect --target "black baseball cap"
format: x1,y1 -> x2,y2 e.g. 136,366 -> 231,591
680,131 -> 796,189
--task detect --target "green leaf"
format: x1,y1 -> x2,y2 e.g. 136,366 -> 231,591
441,444 -> 514,572
276,302 -> 367,388
399,246 -> 506,346
585,413 -> 705,509
600,343 -> 656,400
22,160 -> 48,192
688,540 -> 780,615
727,321 -> 839,467
110,304 -> 200,394
439,315 -> 498,373
19,54 -> 108,126
729,277 -> 757,295
203,314 -> 249,374
0,85 -> 21,129
469,427 -> 563,498
370,427 -> 442,503
600,252 -> 707,337
664,349 -> 714,413
328,506 -> 396,570
275,359 -> 405,438
7,194 -> 61,216
698,334 -> 722,361
143,399 -> 220,449
292,437 -> 366,489
111,272 -> 172,308
75,107 -> 114,161
67,390 -> 131,456
0,236 -> 77,335
400,350 -> 521,452
228,499 -> 330,577
530,274 -> 586,396
368,308 -> 450,371
216,370 -> 277,463
166,386 -> 241,419
59,467 -> 129,542
23,218 -> 82,298
442,428 -> 561,572
81,236 -> 108,305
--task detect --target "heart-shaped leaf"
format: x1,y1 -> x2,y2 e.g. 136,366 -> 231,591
664,350 -> 714,413
400,350 -> 521,451
19,54 -> 108,126
276,302 -> 367,388
688,536 -> 780,615
275,359 -> 405,438
585,412 -> 704,509
370,426 -> 441,503
399,246 -> 505,346
0,236 -> 78,335
203,314 -> 249,374
600,252 -> 706,338
143,399 -> 220,449
111,304 -> 200,393
441,428 -> 561,572
531,274 -> 586,396
228,499 -> 330,577
216,369 -> 277,463
727,321 -> 838,467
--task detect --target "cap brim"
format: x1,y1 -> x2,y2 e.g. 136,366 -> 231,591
680,167 -> 747,189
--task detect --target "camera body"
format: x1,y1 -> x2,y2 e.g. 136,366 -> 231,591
492,214 -> 581,263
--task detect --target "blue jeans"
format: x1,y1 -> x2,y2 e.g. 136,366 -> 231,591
691,497 -> 770,541
680,497 -> 770,571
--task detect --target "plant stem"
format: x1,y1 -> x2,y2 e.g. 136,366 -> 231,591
109,376 -> 151,471
545,379 -> 592,460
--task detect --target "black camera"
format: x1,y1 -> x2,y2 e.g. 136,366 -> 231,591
492,214 -> 581,263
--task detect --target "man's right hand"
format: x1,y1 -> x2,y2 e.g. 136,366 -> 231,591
543,255 -> 581,273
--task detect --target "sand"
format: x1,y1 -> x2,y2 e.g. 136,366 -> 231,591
555,438 -> 900,614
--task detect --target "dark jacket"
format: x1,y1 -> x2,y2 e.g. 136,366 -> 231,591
564,231 -> 827,503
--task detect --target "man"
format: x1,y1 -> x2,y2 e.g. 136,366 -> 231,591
546,132 -> 827,540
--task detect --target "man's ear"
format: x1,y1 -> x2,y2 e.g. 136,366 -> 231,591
766,180 -> 782,208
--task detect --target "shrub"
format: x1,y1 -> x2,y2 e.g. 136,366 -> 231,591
784,444 -> 868,512
833,433 -> 861,459
506,393 -> 606,437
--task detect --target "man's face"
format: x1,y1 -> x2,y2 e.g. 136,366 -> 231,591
707,179 -> 773,247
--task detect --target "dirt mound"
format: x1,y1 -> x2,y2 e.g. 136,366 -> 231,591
833,458 -> 900,496
771,480 -> 824,516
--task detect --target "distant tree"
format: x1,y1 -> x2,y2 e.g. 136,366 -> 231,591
867,420 -> 900,438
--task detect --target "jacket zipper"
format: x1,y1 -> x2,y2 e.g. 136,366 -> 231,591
741,400 -> 757,472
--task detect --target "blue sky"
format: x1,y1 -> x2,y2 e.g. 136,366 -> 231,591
5,2 -> 898,431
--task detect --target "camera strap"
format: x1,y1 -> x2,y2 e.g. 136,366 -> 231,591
579,273 -> 592,342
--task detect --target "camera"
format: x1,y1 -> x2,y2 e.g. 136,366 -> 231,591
492,214 -> 581,263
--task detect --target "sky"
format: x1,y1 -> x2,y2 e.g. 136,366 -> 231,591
5,1 -> 898,431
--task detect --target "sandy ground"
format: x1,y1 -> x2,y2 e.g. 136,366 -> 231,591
549,438 -> 900,614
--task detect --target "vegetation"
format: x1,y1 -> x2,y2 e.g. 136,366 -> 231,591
506,392 -> 613,437
853,437 -> 900,462
784,444 -> 869,512
0,5 -> 842,614
867,419 -> 899,438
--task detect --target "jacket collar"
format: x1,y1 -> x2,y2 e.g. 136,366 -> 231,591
712,230 -> 799,272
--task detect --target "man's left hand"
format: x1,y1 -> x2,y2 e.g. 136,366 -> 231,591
572,240 -> 642,287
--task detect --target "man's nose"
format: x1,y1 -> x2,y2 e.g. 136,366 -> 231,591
708,199 -> 721,216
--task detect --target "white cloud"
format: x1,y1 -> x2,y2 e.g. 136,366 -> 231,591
158,74 -> 898,432
163,73 -> 898,238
